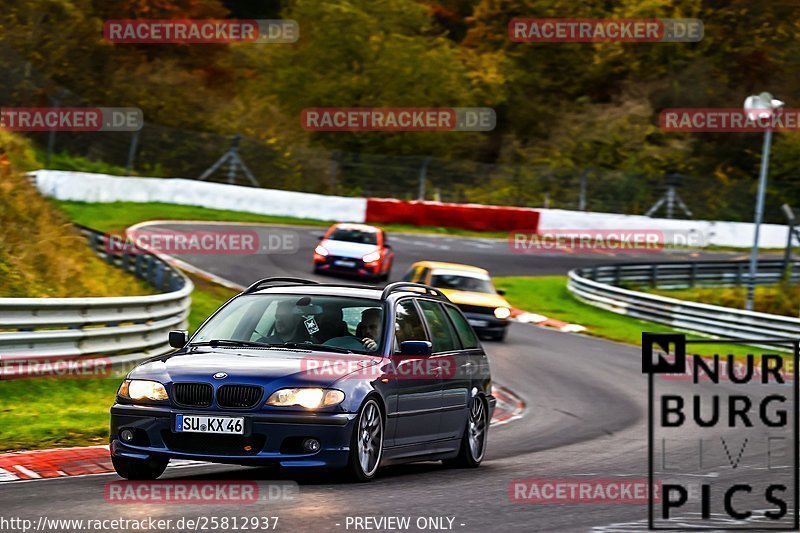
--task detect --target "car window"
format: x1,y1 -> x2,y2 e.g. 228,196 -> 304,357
430,272 -> 494,294
329,228 -> 378,245
418,267 -> 430,284
444,305 -> 480,349
417,300 -> 460,353
192,294 -> 384,354
394,299 -> 427,350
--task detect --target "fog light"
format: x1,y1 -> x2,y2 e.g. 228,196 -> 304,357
120,429 -> 134,443
302,438 -> 321,452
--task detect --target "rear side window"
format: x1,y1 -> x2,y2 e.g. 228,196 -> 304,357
394,300 -> 427,348
444,305 -> 480,349
418,300 -> 460,353
418,267 -> 430,284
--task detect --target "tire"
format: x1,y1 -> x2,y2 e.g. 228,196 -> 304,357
443,395 -> 488,468
112,455 -> 169,480
345,398 -> 384,482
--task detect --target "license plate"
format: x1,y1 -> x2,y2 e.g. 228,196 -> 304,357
175,414 -> 244,435
334,260 -> 357,268
468,319 -> 489,327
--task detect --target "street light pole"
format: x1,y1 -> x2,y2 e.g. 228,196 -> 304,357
743,92 -> 784,311
745,128 -> 772,311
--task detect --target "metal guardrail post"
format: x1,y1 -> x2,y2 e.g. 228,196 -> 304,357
689,263 -> 697,287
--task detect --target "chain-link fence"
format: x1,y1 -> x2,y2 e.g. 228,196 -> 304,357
1,43 -> 798,223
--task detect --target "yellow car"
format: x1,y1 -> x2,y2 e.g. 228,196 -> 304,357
402,261 -> 512,341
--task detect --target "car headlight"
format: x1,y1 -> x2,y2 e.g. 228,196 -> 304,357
494,307 -> 511,319
266,388 -> 345,409
118,379 -> 169,401
362,251 -> 381,263
314,245 -> 329,256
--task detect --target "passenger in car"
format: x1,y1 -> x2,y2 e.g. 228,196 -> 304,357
315,304 -> 349,342
356,308 -> 382,352
258,300 -> 309,344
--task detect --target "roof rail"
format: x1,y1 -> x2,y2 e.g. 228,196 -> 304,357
380,282 -> 448,301
243,277 -> 319,294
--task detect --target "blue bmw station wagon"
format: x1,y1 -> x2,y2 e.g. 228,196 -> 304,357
110,278 -> 495,481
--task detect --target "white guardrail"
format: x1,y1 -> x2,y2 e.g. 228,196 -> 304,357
0,226 -> 192,366
568,260 -> 800,342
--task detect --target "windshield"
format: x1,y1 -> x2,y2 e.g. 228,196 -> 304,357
430,273 -> 495,294
329,228 -> 378,245
192,294 -> 384,354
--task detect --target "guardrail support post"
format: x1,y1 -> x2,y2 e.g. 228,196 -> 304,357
690,263 -> 697,287
651,265 -> 658,288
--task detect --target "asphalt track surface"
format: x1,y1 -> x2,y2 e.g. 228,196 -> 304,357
0,224 -> 790,532
136,222 -> 750,282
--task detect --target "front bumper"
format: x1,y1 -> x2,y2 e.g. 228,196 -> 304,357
110,404 -> 356,468
314,255 -> 381,278
462,312 -> 509,335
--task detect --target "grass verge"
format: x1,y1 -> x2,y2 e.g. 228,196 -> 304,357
494,275 -> 773,358
647,283 -> 800,318
0,273 -> 237,453
0,377 -> 124,452
54,200 -> 510,238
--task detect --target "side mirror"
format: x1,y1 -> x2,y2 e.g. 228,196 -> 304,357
316,234 -> 325,240
169,330 -> 189,349
496,288 -> 506,296
399,340 -> 432,356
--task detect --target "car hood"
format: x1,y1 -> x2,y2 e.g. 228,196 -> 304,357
439,289 -> 510,309
320,239 -> 378,258
129,348 -> 382,389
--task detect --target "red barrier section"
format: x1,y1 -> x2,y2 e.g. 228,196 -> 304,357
366,198 -> 539,232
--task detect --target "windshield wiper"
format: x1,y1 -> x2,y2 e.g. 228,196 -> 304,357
278,342 -> 354,354
189,339 -> 273,348
189,339 -> 356,354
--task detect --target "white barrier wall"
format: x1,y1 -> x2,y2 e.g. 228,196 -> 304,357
537,208 -> 789,248
33,171 -> 368,223
33,171 -> 788,248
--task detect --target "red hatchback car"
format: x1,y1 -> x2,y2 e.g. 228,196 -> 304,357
313,223 -> 394,281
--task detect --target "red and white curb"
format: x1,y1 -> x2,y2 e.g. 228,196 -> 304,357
492,385 -> 526,427
0,445 -> 207,483
511,309 -> 586,333
0,388 -> 525,483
